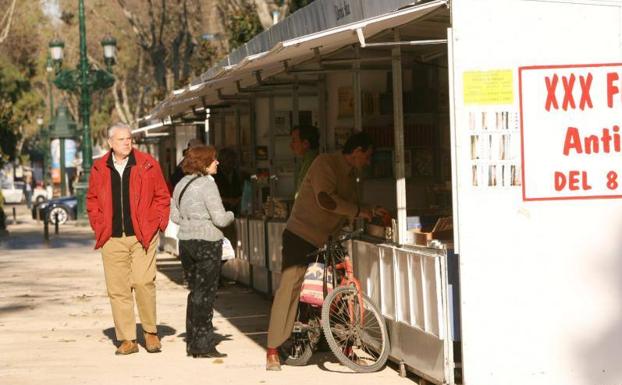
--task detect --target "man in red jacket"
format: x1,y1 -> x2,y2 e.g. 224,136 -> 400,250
86,123 -> 170,355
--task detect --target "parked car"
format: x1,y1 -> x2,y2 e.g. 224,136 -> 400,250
33,186 -> 52,204
32,196 -> 78,225
1,181 -> 24,204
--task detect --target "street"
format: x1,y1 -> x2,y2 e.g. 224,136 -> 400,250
0,204 -> 416,385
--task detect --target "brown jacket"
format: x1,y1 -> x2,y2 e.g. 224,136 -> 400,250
286,151 -> 359,249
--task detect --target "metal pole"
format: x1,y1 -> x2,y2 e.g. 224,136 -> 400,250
249,97 -> 257,169
235,106 -> 242,148
353,46 -> 362,133
76,0 -> 92,220
54,212 -> 59,235
292,83 -> 300,127
12,207 -> 16,225
268,96 -> 275,199
60,138 -> 67,196
43,213 -> 49,243
392,29 -> 407,244
318,75 -> 328,152
45,69 -> 54,188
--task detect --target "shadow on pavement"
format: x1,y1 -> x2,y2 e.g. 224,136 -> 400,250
155,255 -> 185,285
0,303 -> 33,315
0,224 -> 94,250
102,324 -> 177,348
155,253 -> 272,350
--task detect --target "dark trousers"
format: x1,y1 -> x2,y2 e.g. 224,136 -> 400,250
179,239 -> 223,354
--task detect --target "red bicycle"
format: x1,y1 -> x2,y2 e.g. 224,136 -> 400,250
285,230 -> 390,372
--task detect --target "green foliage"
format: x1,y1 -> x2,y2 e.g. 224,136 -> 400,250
190,40 -> 218,77
225,3 -> 264,50
0,57 -> 42,165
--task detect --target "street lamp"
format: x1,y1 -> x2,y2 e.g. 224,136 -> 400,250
48,0 -> 116,221
101,35 -> 117,68
49,39 -> 64,66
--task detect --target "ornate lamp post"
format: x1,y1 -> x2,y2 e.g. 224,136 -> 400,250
36,116 -> 48,187
48,0 -> 116,220
42,56 -> 56,188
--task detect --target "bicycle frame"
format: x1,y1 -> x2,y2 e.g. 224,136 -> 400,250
324,240 -> 366,328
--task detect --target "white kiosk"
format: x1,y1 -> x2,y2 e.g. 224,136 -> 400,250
145,1 -> 622,384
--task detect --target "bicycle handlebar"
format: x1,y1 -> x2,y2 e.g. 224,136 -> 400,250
306,229 -> 363,258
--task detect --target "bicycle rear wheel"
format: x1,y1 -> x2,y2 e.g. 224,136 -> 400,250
321,285 -> 390,373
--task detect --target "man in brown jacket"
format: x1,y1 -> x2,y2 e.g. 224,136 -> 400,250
265,132 -> 388,370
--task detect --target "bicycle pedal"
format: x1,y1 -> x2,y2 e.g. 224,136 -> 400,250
292,323 -> 303,333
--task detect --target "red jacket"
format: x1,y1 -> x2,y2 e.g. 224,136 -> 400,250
86,150 -> 170,249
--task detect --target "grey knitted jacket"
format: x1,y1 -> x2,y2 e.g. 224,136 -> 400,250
170,174 -> 234,241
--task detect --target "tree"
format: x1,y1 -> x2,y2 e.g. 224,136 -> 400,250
0,0 -> 44,166
219,1 -> 264,49
0,57 -> 41,166
115,0 -> 220,101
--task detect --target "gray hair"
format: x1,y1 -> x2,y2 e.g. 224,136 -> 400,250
107,122 -> 132,139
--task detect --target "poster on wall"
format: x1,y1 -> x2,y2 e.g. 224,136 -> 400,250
337,87 -> 354,118
50,139 -> 78,168
520,63 -> 622,201
463,70 -> 521,188
274,111 -> 291,136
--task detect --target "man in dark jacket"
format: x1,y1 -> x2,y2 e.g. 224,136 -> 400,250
170,138 -> 203,190
86,123 -> 170,355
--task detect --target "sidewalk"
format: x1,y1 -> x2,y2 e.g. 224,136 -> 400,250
0,205 -> 416,385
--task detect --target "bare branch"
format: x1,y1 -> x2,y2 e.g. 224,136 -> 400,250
0,0 -> 17,44
120,80 -> 132,124
112,80 -> 130,124
116,0 -> 150,48
158,0 -> 166,44
89,5 -> 132,42
252,0 -> 273,30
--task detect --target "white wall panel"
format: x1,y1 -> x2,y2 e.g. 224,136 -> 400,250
451,1 -> 622,384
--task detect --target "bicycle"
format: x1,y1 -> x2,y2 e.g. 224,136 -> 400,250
284,230 -> 390,373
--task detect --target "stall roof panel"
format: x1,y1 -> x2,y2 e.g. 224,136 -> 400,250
145,0 -> 448,121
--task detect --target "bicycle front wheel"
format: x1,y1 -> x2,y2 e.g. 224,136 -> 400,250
321,285 -> 390,373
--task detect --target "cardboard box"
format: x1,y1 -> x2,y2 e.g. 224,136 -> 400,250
407,216 -> 453,246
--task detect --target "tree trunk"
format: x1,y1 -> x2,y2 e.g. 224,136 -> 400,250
253,0 -> 274,29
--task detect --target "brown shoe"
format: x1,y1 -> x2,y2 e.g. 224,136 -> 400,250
266,352 -> 281,371
144,332 -> 162,353
115,340 -> 138,355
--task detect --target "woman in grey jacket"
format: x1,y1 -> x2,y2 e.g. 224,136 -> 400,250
170,145 -> 234,358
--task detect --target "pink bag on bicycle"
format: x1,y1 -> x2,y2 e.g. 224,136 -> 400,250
299,262 -> 333,306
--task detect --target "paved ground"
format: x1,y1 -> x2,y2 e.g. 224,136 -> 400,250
0,203 -> 417,385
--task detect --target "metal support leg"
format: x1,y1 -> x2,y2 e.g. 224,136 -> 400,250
399,361 -> 407,377
44,214 -> 49,244
392,29 -> 407,244
353,46 -> 362,132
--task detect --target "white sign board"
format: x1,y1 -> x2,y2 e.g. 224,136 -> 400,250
451,1 -> 622,385
520,63 -> 622,200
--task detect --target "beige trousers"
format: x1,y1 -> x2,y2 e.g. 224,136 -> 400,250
266,264 -> 307,348
101,234 -> 159,341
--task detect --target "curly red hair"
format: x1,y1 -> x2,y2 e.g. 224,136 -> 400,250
181,145 -> 217,175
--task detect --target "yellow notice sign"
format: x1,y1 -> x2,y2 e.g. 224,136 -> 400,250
463,70 -> 514,105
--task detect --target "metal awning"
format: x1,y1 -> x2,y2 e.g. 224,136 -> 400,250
145,0 -> 448,122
